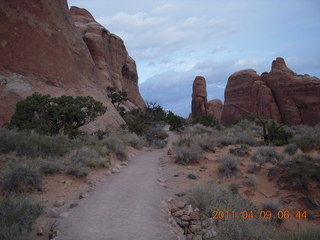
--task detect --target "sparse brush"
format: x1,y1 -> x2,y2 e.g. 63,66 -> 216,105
1,158 -> 43,193
218,155 -> 239,177
0,128 -> 69,157
261,200 -> 283,226
187,181 -> 273,240
284,143 -> 299,155
243,175 -> 259,188
229,145 -> 249,157
69,147 -> 109,168
174,145 -> 202,164
102,135 -> 127,160
290,125 -> 320,152
252,147 -> 283,165
247,162 -> 259,174
39,160 -> 62,175
229,183 -> 240,194
183,124 -> 214,135
0,195 -> 42,240
193,134 -> 216,152
145,125 -> 168,149
66,167 -> 88,178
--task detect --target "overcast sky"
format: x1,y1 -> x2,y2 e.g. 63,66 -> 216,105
67,0 -> 320,117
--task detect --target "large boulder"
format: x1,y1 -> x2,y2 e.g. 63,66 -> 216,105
70,7 -> 146,110
207,99 -> 223,121
221,57 -> 320,126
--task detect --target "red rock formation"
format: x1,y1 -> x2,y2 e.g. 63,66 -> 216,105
221,57 -> 320,126
191,76 -> 223,121
207,99 -> 223,121
0,1 -> 145,130
70,7 -> 145,110
191,76 -> 208,119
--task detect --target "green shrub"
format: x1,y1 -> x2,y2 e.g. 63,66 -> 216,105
193,113 -> 220,128
174,145 -> 202,164
106,86 -> 127,115
7,93 -> 106,137
1,159 -> 43,193
218,155 -> 239,177
119,132 -> 143,149
166,111 -> 185,131
252,147 -> 283,165
265,121 -> 293,146
0,196 -> 42,240
123,109 -> 148,135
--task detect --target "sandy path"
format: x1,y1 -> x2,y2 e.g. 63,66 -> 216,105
58,129 -> 177,240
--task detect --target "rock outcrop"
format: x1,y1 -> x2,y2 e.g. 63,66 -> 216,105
191,76 -> 208,119
0,0 -> 145,130
70,7 -> 145,110
221,57 -> 320,126
191,76 -> 223,121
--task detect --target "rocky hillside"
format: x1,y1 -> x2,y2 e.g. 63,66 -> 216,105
0,0 -> 145,131
221,58 -> 320,126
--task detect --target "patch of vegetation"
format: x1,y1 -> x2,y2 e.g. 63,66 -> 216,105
6,93 -> 106,137
174,144 -> 202,164
285,155 -> 320,191
69,147 -> 109,168
261,200 -> 283,226
247,163 -> 259,174
229,183 -> 240,195
229,145 -> 249,157
106,86 -> 127,116
145,124 -> 168,149
193,113 -> 220,128
0,128 -> 69,158
0,196 -> 42,240
101,135 -> 127,161
252,147 -> 284,165
1,158 -> 43,193
65,167 -> 89,178
187,181 -> 273,240
284,143 -> 299,155
290,125 -> 320,152
218,155 -> 240,177
166,111 -> 185,131
243,175 -> 259,188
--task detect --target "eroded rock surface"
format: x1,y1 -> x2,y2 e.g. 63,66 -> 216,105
221,57 -> 320,126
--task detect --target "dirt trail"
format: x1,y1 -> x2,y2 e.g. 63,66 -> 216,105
58,128 -> 178,240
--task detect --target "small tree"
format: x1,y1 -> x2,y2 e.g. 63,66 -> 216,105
7,93 -> 107,137
193,113 -> 219,128
166,111 -> 184,131
106,86 -> 127,115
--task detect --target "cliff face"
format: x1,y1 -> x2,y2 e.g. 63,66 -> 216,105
221,58 -> 320,126
70,7 -> 146,110
0,1 -> 145,130
191,76 -> 223,121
